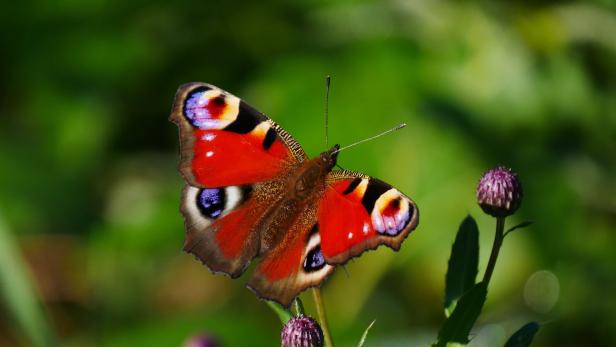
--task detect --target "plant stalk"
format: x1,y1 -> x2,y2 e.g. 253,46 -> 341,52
312,287 -> 335,347
482,216 -> 505,285
266,301 -> 292,324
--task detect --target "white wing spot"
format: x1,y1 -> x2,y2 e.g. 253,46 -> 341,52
202,133 -> 216,141
363,222 -> 370,234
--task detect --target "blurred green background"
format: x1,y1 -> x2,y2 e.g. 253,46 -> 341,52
1,0 -> 614,346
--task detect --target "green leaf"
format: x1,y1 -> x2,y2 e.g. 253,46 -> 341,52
504,322 -> 540,347
357,320 -> 376,347
504,221 -> 534,237
433,282 -> 488,347
266,301 -> 293,325
445,216 -> 479,316
0,215 -> 58,347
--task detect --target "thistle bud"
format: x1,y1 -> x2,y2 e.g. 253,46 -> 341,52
477,166 -> 523,217
183,333 -> 220,347
281,315 -> 324,347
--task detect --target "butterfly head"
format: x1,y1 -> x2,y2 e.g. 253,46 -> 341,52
319,144 -> 340,172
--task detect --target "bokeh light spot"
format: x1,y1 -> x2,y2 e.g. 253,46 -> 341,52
524,270 -> 560,313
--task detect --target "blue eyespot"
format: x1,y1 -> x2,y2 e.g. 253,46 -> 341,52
197,188 -> 226,219
304,246 -> 326,272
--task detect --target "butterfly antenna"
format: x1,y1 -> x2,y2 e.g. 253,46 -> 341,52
324,75 -> 331,147
332,123 -> 406,154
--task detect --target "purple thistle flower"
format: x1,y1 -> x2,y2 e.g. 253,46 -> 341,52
281,315 -> 324,347
477,166 -> 523,218
183,333 -> 221,347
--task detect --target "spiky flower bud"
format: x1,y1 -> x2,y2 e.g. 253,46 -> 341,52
477,166 -> 523,217
281,315 -> 324,347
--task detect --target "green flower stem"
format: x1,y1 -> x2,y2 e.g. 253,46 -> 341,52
482,216 -> 505,285
266,301 -> 292,324
293,297 -> 305,316
312,287 -> 335,347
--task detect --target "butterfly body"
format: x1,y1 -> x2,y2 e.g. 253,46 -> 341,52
171,82 -> 419,306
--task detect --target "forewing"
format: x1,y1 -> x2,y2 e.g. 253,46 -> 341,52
170,82 -> 306,187
318,170 -> 419,264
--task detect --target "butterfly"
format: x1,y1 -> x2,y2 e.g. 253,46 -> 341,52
170,82 -> 419,307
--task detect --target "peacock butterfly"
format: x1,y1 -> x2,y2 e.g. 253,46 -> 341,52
170,82 -> 419,306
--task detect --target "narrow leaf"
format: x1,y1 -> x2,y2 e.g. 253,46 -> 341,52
445,216 -> 479,315
504,322 -> 540,347
266,301 -> 293,324
433,282 -> 488,347
504,221 -> 534,237
357,320 -> 376,347
0,214 -> 58,347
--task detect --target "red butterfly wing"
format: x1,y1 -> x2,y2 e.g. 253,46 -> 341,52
247,203 -> 334,307
318,171 -> 419,264
170,82 -> 306,187
172,83 -> 306,278
180,184 -> 255,277
172,83 -> 419,306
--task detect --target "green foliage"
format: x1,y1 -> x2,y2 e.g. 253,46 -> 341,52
504,221 -> 534,237
433,282 -> 488,347
0,0 -> 614,345
0,216 -> 57,347
356,320 -> 376,347
444,216 -> 480,316
504,322 -> 541,347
